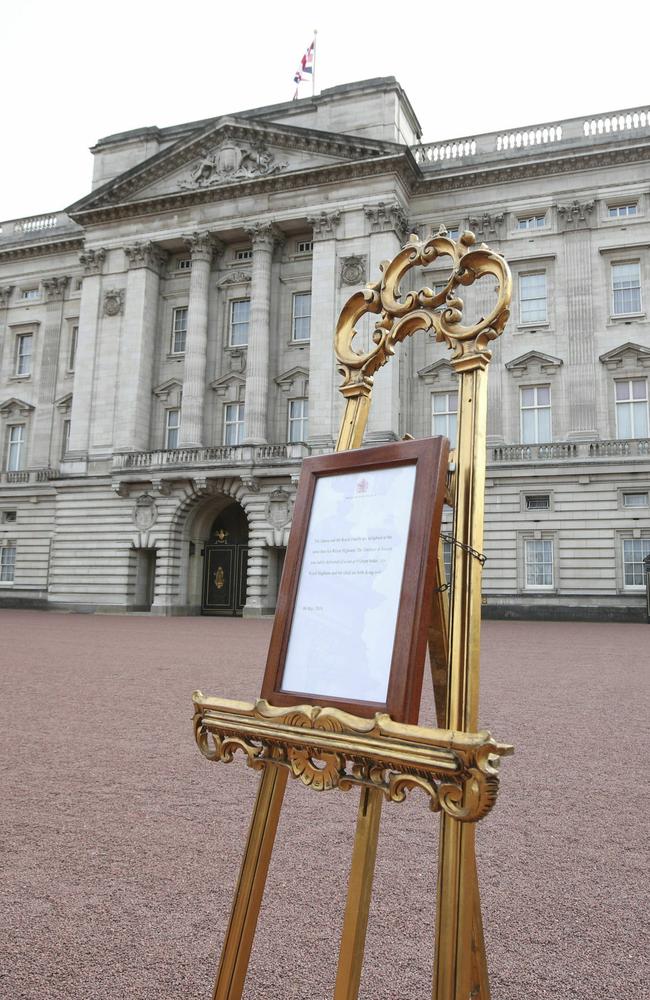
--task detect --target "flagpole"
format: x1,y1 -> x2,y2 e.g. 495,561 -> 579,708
312,29 -> 317,98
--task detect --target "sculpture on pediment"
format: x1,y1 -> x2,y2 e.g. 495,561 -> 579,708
179,139 -> 288,190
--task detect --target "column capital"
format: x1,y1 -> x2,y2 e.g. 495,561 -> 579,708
124,241 -> 167,272
0,285 -> 14,308
184,230 -> 224,263
244,221 -> 284,251
79,247 -> 106,276
557,199 -> 596,232
307,210 -> 341,239
364,201 -> 409,241
42,275 -> 70,302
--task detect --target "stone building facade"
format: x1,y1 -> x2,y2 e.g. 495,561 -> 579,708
1,77 -> 649,619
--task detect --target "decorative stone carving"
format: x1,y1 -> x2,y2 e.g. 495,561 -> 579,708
228,350 -> 245,374
42,276 -> 70,302
244,221 -> 284,251
184,231 -> 222,263
0,397 -> 35,420
133,493 -> 157,530
307,211 -> 341,237
599,342 -> 650,371
55,393 -> 73,414
241,477 -> 260,493
467,212 -> 506,239
505,351 -> 563,378
150,478 -> 171,497
557,199 -> 595,232
340,255 -> 367,286
103,289 -> 125,316
112,481 -> 130,498
0,286 -> 13,308
267,489 -> 292,528
364,202 -> 409,240
218,270 -> 252,286
417,359 -> 457,385
123,242 -> 167,271
79,248 -> 106,276
178,139 -> 287,190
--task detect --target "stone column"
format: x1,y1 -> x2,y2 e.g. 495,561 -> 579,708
243,222 -> 282,445
558,200 -> 598,439
31,275 -> 69,468
306,211 -> 341,450
67,249 -> 106,464
364,202 -> 409,443
114,242 -> 166,453
179,232 -> 220,447
0,286 -> 13,374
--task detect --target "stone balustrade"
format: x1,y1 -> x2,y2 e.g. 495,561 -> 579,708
490,438 -> 650,464
412,105 -> 650,167
0,212 -> 81,244
112,442 -> 305,471
0,469 -> 56,485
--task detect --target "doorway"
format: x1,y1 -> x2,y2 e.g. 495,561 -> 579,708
133,548 -> 156,611
201,503 -> 249,615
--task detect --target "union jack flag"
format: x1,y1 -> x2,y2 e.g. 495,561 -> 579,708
293,38 -> 315,91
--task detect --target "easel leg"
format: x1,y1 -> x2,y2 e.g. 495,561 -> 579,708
213,764 -> 288,1000
334,786 -> 383,1000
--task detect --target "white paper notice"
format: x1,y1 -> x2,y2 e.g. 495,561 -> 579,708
280,463 -> 417,704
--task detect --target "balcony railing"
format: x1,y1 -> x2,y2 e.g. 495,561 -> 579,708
0,212 -> 81,244
0,468 -> 57,485
112,443 -> 304,471
412,104 -> 650,168
490,439 -> 650,464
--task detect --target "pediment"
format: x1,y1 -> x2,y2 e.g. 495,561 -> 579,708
210,371 -> 246,400
599,342 -> 650,370
505,351 -> 563,376
417,359 -> 456,384
69,118 -> 403,217
153,378 -> 183,401
275,366 -> 309,393
0,397 -> 34,418
55,392 -> 73,412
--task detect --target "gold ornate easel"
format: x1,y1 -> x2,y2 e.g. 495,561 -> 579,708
193,229 -> 513,999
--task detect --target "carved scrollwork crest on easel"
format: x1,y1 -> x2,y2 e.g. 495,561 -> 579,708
334,229 -> 512,389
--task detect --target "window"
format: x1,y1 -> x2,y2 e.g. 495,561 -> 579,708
20,288 -> 39,301
612,262 -> 641,315
61,419 -> 71,458
622,538 -> 650,587
526,494 -> 550,511
176,257 -> 192,270
7,425 -> 25,471
524,538 -> 554,589
229,300 -> 250,347
432,390 -> 458,446
292,291 -> 311,342
444,225 -> 460,240
0,544 -> 16,583
521,385 -> 551,444
235,248 -> 253,261
288,398 -> 309,442
68,325 -> 78,372
165,409 -> 180,449
15,333 -> 33,376
442,537 -> 453,587
608,204 -> 637,219
171,307 -> 188,354
74,278 -> 82,292
615,378 -> 648,438
517,215 -> 546,230
296,240 -> 313,254
623,492 -> 649,508
519,272 -> 547,324
224,402 -> 245,445
1,510 -> 17,523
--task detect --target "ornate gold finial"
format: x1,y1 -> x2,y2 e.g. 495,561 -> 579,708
334,230 -> 512,389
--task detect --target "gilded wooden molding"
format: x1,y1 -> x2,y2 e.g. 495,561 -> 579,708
334,230 -> 511,390
192,693 -> 512,822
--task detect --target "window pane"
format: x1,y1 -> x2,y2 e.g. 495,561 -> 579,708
230,300 -> 250,346
537,385 -> 550,405
632,401 -> 649,437
521,387 -> 536,407
615,381 -> 630,401
521,409 -> 536,444
632,378 -> 647,401
538,407 -> 552,441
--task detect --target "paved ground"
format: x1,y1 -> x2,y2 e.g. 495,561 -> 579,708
1,611 -> 648,1000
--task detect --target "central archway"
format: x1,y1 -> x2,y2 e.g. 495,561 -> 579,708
201,503 -> 249,615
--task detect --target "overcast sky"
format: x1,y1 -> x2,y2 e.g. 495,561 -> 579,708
1,0 -> 648,221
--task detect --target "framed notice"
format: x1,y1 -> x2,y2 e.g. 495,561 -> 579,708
261,437 -> 450,724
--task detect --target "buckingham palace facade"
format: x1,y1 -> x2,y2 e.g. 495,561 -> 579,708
1,77 -> 649,620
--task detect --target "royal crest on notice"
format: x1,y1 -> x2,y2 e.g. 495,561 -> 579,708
179,139 -> 288,190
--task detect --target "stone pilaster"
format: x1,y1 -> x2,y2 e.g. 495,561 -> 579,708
114,242 -> 166,452
67,249 -> 106,461
0,286 -> 13,375
558,201 -> 598,439
306,211 -> 342,449
179,232 -> 220,447
31,276 -> 69,467
242,222 -> 282,444
363,202 -> 408,443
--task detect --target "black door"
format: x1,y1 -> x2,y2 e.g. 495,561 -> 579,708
201,504 -> 249,616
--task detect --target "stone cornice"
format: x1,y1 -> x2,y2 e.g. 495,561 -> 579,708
0,236 -> 84,263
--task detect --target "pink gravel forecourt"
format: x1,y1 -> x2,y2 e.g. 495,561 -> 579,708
1,610 -> 648,1000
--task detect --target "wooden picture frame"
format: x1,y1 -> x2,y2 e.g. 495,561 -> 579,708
261,437 -> 450,724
